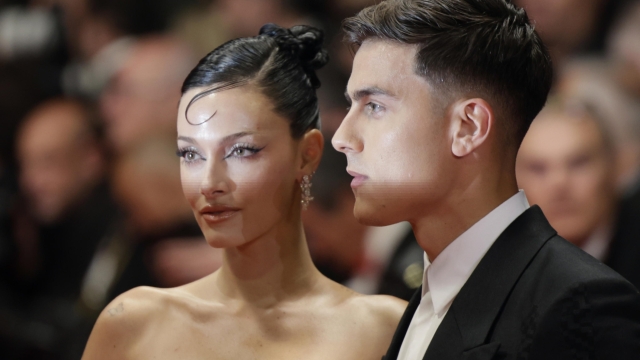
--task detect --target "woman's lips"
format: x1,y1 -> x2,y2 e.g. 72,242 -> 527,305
199,205 -> 240,224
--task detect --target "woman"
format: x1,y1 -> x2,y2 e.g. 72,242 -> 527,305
82,24 -> 406,359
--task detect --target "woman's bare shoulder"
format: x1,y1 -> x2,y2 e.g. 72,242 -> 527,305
350,293 -> 408,326
328,289 -> 407,353
81,286 -> 177,359
325,281 -> 407,326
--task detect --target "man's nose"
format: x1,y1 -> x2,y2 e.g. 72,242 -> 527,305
332,111 -> 363,154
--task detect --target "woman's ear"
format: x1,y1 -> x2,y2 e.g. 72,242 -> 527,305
299,129 -> 324,176
450,98 -> 493,158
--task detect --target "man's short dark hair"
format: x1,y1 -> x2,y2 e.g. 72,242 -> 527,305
343,0 -> 553,149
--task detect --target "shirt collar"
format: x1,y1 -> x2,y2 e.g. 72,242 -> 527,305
422,190 -> 530,315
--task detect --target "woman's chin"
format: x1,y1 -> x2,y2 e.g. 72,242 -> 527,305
203,232 -> 248,249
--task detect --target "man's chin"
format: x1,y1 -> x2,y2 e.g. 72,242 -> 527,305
352,199 -> 400,226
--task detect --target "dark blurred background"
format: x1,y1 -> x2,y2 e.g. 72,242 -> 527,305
1,0 -> 640,358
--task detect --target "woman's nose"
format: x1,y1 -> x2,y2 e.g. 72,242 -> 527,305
200,182 -> 228,198
200,163 -> 231,198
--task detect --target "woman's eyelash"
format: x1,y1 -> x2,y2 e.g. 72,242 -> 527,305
176,147 -> 203,162
176,144 -> 264,161
225,144 -> 264,159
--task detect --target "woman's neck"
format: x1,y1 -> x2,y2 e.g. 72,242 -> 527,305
214,219 -> 321,307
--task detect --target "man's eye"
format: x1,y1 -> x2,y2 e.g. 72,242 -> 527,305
366,102 -> 383,113
568,155 -> 590,170
527,163 -> 546,175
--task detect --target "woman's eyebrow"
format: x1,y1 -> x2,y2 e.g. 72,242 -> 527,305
221,131 -> 256,143
177,132 -> 256,145
177,135 -> 197,144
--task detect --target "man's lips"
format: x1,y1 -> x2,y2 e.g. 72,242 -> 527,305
347,169 -> 368,188
199,205 -> 240,224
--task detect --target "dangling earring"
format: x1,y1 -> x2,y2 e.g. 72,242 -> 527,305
300,174 -> 314,210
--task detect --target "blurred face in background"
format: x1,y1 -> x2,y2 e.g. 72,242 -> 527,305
516,108 -> 616,245
515,0 -> 604,58
100,37 -> 194,153
608,2 -> 640,99
17,100 -> 103,224
111,136 -> 193,235
177,86 -> 310,248
216,0 -> 294,38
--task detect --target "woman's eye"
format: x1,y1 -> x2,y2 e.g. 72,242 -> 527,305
233,148 -> 247,156
226,145 -> 263,159
177,148 -> 202,163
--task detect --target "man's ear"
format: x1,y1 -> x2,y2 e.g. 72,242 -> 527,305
450,98 -> 493,158
299,129 -> 324,176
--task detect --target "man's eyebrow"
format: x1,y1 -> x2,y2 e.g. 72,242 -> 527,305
346,86 -> 396,103
177,132 -> 255,145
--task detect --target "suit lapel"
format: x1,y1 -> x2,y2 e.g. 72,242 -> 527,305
424,206 -> 557,359
383,288 -> 422,360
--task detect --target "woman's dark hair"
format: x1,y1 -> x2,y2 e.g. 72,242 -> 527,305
343,0 -> 553,150
181,24 -> 329,138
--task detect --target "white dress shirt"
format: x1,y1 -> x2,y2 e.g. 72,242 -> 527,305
397,191 -> 530,360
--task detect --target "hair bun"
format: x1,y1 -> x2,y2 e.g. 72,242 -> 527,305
260,23 -> 329,88
289,25 -> 329,71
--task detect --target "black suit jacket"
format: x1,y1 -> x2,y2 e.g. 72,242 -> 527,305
383,206 -> 640,360
607,186 -> 640,290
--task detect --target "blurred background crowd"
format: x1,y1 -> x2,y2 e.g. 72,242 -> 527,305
0,0 -> 639,358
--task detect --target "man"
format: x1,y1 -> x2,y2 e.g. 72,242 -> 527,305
11,98 -> 119,357
332,0 -> 640,359
554,59 -> 640,291
513,0 -> 609,68
517,98 -> 640,291
17,99 -> 107,226
556,58 -> 640,193
16,98 -> 119,299
517,101 -> 617,260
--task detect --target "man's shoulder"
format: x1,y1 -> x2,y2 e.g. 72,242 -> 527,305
529,234 -> 634,290
502,233 -> 640,322
524,236 -> 640,357
497,205 -> 631,291
487,234 -> 640,357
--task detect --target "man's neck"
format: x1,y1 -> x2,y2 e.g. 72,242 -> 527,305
412,179 -> 519,261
